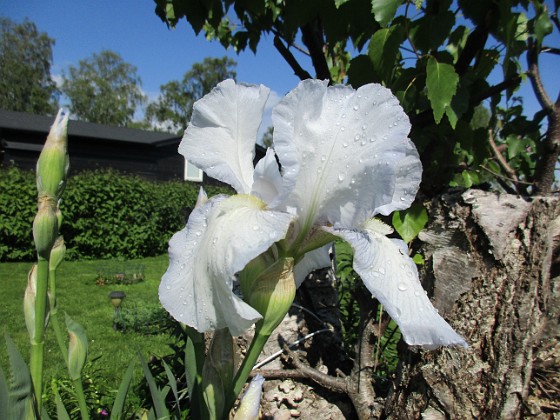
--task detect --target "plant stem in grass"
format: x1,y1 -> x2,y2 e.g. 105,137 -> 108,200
30,257 -> 49,411
49,268 -> 68,363
228,327 -> 270,411
184,327 -> 209,420
73,378 -> 90,420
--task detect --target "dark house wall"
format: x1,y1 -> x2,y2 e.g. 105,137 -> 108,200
0,110 -> 268,183
0,110 -> 184,181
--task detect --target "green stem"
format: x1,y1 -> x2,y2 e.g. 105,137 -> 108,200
184,327 -> 209,420
30,257 -> 49,411
227,326 -> 270,412
49,268 -> 68,363
72,378 -> 90,420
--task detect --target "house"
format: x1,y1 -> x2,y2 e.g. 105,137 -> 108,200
0,109 -> 193,181
0,110 -> 267,182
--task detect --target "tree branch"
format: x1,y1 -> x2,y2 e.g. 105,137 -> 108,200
487,129 -> 528,195
527,39 -> 555,113
455,25 -> 489,76
273,35 -> 312,81
300,21 -> 332,81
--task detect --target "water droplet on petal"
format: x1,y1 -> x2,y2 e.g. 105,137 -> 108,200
340,126 -> 345,131
321,155 -> 326,162
253,225 -> 260,231
398,282 -> 408,292
343,142 -> 348,148
379,267 -> 386,275
338,173 -> 345,182
353,105 -> 359,111
362,124 -> 367,131
180,263 -> 186,269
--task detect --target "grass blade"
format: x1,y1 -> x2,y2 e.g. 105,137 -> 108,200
0,364 -> 9,419
53,382 -> 71,420
162,359 -> 180,416
137,350 -> 169,419
110,359 -> 136,419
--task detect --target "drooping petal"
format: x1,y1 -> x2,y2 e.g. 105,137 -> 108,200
160,194 -> 295,336
324,223 -> 467,349
293,244 -> 332,287
273,80 -> 418,234
374,139 -> 422,216
251,148 -> 284,206
179,80 -> 270,194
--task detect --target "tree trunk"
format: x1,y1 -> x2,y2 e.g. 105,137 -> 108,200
383,189 -> 560,419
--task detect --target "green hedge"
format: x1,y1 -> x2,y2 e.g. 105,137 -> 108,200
0,167 -> 231,261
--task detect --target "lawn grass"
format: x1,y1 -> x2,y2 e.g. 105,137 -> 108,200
0,254 -> 175,408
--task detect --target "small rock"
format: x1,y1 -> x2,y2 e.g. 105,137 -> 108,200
290,409 -> 301,417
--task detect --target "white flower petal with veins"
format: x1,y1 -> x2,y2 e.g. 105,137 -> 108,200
273,80 -> 417,234
325,222 -> 467,349
159,194 -> 294,336
179,80 -> 270,194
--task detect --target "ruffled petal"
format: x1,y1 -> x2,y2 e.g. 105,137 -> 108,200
179,80 -> 270,194
374,139 -> 422,216
324,223 -> 467,349
160,194 -> 295,336
272,80 -> 416,233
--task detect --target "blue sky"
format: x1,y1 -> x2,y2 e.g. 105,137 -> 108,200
1,0 -> 558,125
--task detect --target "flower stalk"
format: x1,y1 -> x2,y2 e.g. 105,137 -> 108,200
29,109 -> 69,412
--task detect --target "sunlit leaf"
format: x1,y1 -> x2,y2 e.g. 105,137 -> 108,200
426,57 -> 459,124
392,204 -> 428,244
371,0 -> 402,27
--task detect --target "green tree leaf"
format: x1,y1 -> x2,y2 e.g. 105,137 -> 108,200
392,204 -> 428,244
426,56 -> 459,124
371,0 -> 402,27
367,25 -> 404,83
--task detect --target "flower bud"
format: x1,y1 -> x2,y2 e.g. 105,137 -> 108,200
49,236 -> 66,272
24,265 -> 50,342
36,109 -> 69,200
246,257 -> 295,336
66,314 -> 88,380
233,374 -> 265,420
56,200 -> 63,230
33,200 -> 58,259
24,265 -> 38,341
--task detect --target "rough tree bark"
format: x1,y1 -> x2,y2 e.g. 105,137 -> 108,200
383,189 -> 560,419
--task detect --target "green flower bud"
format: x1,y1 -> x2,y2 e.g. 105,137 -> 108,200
49,236 -> 66,272
36,109 -> 69,200
233,374 -> 265,420
24,265 -> 37,341
246,257 -> 295,336
24,265 -> 50,342
33,200 -> 58,259
66,314 -> 88,381
56,200 -> 63,230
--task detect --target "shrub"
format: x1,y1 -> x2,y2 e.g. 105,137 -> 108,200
0,167 -> 232,261
0,166 -> 37,261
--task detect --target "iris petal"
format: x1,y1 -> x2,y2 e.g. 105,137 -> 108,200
179,80 -> 270,194
159,194 -> 295,336
273,80 -> 418,234
325,224 -> 467,349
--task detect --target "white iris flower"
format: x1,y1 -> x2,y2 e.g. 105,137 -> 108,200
159,79 -> 466,349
